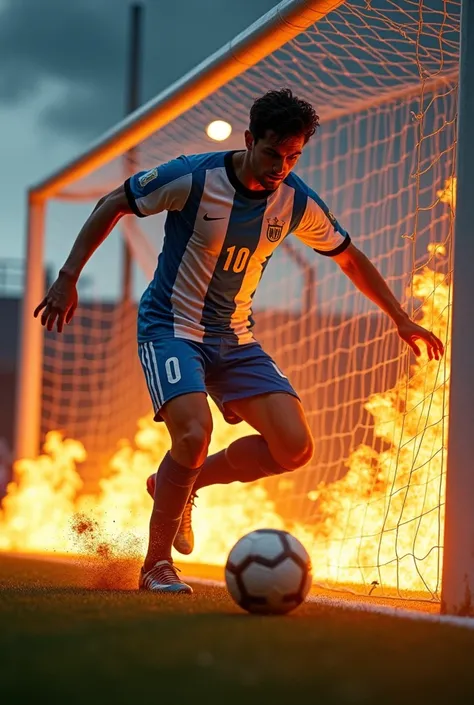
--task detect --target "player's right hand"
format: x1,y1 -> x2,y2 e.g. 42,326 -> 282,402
34,272 -> 78,333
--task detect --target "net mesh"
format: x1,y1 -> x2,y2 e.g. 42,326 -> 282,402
25,0 -> 460,599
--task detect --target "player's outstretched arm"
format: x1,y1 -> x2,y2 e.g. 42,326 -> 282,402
332,242 -> 444,361
34,185 -> 132,333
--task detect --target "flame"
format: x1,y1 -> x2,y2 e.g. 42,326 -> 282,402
0,216 -> 453,597
0,406 -> 292,562
437,176 -> 457,211
306,266 -> 450,593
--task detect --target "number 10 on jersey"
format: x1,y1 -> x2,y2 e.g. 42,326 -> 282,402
223,246 -> 251,273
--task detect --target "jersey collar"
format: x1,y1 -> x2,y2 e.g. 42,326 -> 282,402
224,151 -> 274,200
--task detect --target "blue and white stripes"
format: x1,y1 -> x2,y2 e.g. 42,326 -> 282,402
127,150 -> 350,346
139,341 -> 164,413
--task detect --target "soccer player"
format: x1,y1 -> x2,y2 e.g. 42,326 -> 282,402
34,89 -> 444,594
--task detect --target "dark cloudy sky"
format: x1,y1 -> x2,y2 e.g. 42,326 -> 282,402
0,0 -> 277,268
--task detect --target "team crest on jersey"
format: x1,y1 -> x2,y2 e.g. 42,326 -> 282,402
138,167 -> 158,188
266,216 -> 285,242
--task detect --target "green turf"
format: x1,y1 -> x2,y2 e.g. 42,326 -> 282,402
1,554 -> 474,704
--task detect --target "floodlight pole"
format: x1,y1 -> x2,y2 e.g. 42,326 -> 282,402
122,2 -> 143,302
441,0 -> 474,616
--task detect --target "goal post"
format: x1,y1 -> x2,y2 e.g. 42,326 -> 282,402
440,0 -> 474,616
11,0 -> 471,615
14,196 -> 46,463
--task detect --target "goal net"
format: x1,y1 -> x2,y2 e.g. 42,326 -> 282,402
3,0 -> 459,602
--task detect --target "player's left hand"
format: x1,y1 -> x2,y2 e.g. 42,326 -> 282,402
396,318 -> 444,360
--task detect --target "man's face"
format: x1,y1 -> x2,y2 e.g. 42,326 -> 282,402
245,129 -> 305,190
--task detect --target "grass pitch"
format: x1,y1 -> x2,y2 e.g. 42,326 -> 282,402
1,554 -> 474,704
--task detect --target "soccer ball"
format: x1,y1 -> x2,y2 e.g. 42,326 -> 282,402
225,529 -> 312,615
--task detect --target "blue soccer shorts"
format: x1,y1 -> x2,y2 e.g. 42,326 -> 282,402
138,337 -> 299,423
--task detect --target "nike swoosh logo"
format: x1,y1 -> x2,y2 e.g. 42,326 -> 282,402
203,213 -> 225,221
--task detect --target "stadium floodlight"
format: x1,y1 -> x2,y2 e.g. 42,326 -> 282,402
206,120 -> 232,141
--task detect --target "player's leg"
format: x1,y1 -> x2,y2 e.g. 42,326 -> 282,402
159,392 -> 311,558
138,339 -> 212,592
145,391 -> 212,565
146,392 -> 311,560
192,341 -> 313,490
193,392 -> 313,491
147,342 -> 313,553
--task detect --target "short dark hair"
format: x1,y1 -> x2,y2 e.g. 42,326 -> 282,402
249,88 -> 319,144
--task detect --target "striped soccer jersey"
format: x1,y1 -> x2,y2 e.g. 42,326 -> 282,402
125,150 -> 351,345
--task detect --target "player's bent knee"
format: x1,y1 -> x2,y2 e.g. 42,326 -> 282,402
274,434 -> 314,472
174,422 -> 211,469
